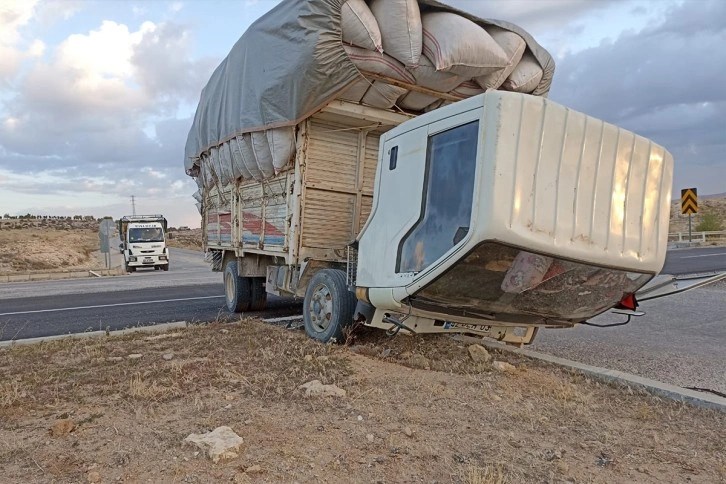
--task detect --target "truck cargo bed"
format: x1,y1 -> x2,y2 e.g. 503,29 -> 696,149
203,102 -> 411,267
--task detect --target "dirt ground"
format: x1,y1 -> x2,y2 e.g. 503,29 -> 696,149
167,229 -> 204,252
1,321 -> 724,484
0,227 -> 100,273
1,214 -> 725,482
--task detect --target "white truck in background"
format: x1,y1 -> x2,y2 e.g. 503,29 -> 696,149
118,215 -> 170,272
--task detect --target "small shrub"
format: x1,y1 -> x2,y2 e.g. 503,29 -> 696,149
695,212 -> 724,232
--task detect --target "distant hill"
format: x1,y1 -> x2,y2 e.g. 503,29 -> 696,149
672,191 -> 726,202
670,194 -> 726,233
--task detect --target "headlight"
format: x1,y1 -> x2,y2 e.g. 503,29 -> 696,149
159,255 -> 167,260
129,256 -> 137,262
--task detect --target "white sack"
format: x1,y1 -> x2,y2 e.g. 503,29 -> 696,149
201,156 -> 214,190
407,54 -> 463,92
209,147 -> 224,187
369,0 -> 422,67
424,99 -> 445,112
250,131 -> 275,179
192,190 -> 203,203
450,81 -> 485,98
475,27 -> 526,91
230,136 -> 253,180
398,91 -> 442,111
266,126 -> 296,173
361,81 -> 407,109
218,142 -> 234,186
237,134 -> 264,181
501,51 -> 544,94
344,45 -> 415,83
421,12 -> 508,79
341,0 -> 382,52
339,79 -> 371,102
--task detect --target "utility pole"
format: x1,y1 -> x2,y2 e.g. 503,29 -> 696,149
131,195 -> 136,215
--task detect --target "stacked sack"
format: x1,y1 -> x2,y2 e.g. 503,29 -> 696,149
196,126 -> 296,190
339,0 -> 545,111
195,0 -> 547,195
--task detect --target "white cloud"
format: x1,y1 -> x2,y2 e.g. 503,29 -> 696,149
0,0 -> 39,45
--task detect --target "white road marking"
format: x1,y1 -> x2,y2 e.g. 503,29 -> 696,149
681,253 -> 726,259
0,295 -> 224,317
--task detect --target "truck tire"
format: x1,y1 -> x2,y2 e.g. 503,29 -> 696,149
162,263 -> 169,271
303,269 -> 356,343
125,262 -> 135,273
224,261 -> 251,312
249,277 -> 267,311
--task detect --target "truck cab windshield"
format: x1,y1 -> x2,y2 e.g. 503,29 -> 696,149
129,227 -> 164,243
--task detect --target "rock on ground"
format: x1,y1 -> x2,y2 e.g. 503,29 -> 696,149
492,361 -> 516,372
299,380 -> 346,398
183,426 -> 244,463
467,344 -> 492,363
50,419 -> 75,437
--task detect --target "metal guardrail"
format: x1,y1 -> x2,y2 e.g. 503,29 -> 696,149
668,230 -> 726,243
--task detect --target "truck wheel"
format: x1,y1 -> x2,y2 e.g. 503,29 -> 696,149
224,261 -> 251,312
125,263 -> 135,273
162,263 -> 169,271
249,277 -> 267,311
303,269 -> 356,343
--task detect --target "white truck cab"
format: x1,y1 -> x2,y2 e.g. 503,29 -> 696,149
118,215 -> 170,272
353,92 -> 673,343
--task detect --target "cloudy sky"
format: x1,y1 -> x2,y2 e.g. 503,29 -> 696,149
1,0 -> 723,227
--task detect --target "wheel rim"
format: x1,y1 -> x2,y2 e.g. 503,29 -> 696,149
308,283 -> 333,333
225,272 -> 234,304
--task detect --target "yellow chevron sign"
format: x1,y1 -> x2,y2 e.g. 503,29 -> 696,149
681,188 -> 698,214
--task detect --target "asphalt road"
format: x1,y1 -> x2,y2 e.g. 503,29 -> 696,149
0,246 -> 724,395
0,248 -> 302,341
532,279 -> 726,395
662,246 -> 726,274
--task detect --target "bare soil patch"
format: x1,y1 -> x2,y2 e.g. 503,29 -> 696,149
167,228 -> 204,251
1,321 -> 724,483
0,223 -> 204,275
0,228 -> 99,274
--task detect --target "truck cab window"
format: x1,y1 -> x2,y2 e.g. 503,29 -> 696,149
398,121 -> 479,273
129,227 -> 164,243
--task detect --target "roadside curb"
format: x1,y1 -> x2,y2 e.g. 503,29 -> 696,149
455,335 -> 726,412
0,266 -> 125,283
0,321 -> 189,348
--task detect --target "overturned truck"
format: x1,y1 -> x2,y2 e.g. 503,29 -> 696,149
184,0 -> 697,345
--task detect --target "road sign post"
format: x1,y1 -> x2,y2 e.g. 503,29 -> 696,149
99,219 -> 115,269
680,188 -> 698,243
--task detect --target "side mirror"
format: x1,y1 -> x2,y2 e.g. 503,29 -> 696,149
119,243 -> 124,250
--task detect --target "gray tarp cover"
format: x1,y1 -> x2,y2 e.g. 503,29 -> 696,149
184,0 -> 555,174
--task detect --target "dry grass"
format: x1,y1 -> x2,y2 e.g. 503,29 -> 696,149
1,320 -> 724,483
167,228 -> 203,251
0,223 -> 204,275
0,227 -> 99,273
464,464 -> 511,484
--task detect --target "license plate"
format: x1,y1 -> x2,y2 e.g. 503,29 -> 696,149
143,258 -> 154,264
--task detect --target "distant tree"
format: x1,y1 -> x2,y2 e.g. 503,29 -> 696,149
695,212 -> 724,232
